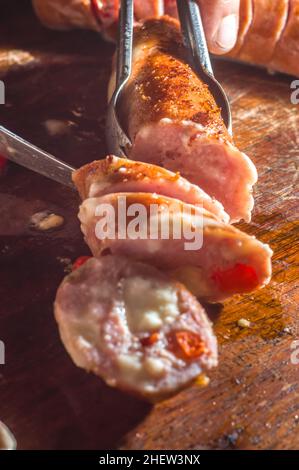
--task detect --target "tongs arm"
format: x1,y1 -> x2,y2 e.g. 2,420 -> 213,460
176,0 -> 232,134
106,0 -> 134,157
0,125 -> 75,188
116,0 -> 134,88
176,0 -> 213,76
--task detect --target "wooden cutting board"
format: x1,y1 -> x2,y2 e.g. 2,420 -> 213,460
0,0 -> 298,450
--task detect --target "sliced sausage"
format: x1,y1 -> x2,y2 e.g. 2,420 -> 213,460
72,155 -> 229,222
235,0 -> 289,65
270,0 -> 299,76
78,192 -> 272,301
54,256 -> 218,400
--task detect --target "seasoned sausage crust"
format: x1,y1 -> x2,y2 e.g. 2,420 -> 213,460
120,16 -> 230,141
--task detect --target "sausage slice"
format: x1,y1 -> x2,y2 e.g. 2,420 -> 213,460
54,256 -> 218,400
78,192 -> 272,301
72,155 -> 229,222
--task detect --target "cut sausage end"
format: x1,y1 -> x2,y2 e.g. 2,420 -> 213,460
54,256 -> 218,400
130,119 -> 258,223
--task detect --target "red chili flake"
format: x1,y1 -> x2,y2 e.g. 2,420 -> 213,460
72,256 -> 91,271
140,332 -> 160,347
211,263 -> 259,293
174,331 -> 208,359
0,154 -> 7,175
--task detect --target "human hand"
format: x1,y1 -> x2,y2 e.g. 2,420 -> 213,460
197,0 -> 240,54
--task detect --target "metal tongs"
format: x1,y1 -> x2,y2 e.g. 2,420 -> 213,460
106,0 -> 232,157
0,0 -> 232,187
0,125 -> 75,187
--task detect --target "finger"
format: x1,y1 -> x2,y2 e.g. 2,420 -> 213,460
197,0 -> 240,54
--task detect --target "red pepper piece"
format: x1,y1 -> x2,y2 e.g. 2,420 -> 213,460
140,332 -> 160,347
72,256 -> 92,271
211,263 -> 259,293
174,331 -> 207,359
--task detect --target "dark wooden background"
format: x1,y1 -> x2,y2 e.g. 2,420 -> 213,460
0,0 -> 298,450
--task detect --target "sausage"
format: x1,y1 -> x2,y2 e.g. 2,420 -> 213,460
113,16 -> 257,223
72,155 -> 229,222
229,0 -> 289,66
227,0 -> 299,77
78,192 -> 272,301
143,1 -> 299,77
54,256 -> 218,400
269,0 -> 299,76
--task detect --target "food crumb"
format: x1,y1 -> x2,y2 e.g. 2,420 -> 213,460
43,119 -> 74,136
57,257 -> 72,273
30,211 -> 64,231
237,318 -> 251,328
195,374 -> 210,387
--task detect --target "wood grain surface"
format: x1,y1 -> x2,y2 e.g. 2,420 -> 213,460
0,0 -> 298,450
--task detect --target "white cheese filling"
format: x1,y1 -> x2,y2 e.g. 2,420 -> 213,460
123,276 -> 180,333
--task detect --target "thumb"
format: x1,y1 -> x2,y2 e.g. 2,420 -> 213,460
197,0 -> 240,55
